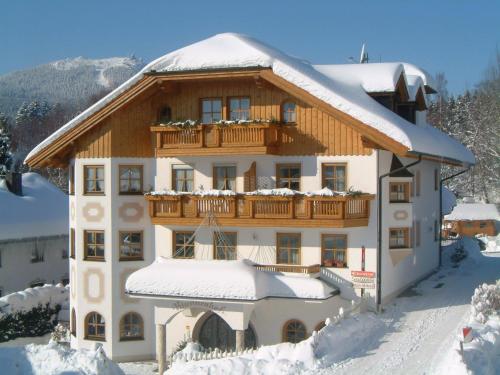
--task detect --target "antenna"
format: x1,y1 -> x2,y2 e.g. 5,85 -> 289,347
359,43 -> 369,63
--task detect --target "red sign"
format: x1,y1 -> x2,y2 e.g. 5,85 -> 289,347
463,327 -> 473,343
351,271 -> 376,278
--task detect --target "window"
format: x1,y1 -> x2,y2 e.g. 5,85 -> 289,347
120,312 -> 144,341
479,222 -> 487,229
69,165 -> 75,195
70,228 -> 75,259
84,230 -> 105,261
322,164 -> 346,191
214,232 -> 237,260
119,165 -> 143,194
173,231 -> 195,259
85,312 -> 105,341
119,231 -> 143,260
389,182 -> 410,203
434,169 -> 439,191
30,279 -> 45,288
276,233 -> 301,265
84,166 -> 105,194
172,165 -> 194,192
315,321 -> 326,332
61,276 -> 69,285
159,106 -> 172,123
201,98 -> 222,123
396,103 -> 416,124
276,164 -> 301,190
71,308 -> 76,336
321,234 -> 347,268
282,101 -> 296,123
62,248 -> 68,259
213,165 -> 236,190
31,243 -> 44,263
0,250 -> 2,268
389,228 -> 410,249
282,320 -> 306,343
229,97 -> 250,121
434,220 -> 439,242
0,288 -> 3,298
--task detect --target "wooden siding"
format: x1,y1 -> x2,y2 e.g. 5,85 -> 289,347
73,78 -> 372,158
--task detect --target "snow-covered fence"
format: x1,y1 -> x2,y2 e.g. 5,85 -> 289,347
170,346 -> 257,364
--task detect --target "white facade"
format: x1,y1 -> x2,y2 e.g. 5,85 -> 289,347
0,235 -> 68,296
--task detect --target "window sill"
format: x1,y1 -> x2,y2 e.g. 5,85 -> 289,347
119,192 -> 144,196
83,192 -> 105,196
119,257 -> 144,262
119,337 -> 144,342
389,200 -> 411,204
83,257 -> 105,262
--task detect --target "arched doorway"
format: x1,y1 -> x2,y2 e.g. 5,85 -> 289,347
198,313 -> 256,351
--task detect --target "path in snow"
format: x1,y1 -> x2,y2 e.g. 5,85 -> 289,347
315,241 -> 500,375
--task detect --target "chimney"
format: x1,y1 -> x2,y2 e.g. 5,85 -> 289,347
6,172 -> 22,196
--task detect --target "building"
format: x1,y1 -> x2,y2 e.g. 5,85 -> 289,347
0,172 -> 69,296
24,34 -> 474,368
444,203 -> 499,237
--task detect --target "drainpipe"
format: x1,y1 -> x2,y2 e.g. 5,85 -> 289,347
377,155 -> 422,313
439,167 -> 470,267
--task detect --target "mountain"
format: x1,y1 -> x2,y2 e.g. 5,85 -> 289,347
0,56 -> 145,117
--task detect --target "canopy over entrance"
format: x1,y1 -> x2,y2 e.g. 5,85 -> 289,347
125,257 -> 336,301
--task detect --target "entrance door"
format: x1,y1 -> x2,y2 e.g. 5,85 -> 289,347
198,314 -> 256,351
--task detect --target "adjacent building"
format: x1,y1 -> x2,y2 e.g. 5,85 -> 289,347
24,33 -> 474,368
0,172 -> 69,296
444,202 -> 499,237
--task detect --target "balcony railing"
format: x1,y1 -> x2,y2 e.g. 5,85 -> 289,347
151,123 -> 280,156
254,263 -> 321,274
145,193 -> 374,227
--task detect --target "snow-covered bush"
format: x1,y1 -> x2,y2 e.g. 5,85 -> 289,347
51,323 -> 70,343
471,280 -> 500,323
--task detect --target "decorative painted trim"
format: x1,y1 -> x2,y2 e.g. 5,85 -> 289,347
393,210 -> 409,220
70,265 -> 76,299
83,268 -> 105,303
82,202 -> 105,222
118,202 -> 144,223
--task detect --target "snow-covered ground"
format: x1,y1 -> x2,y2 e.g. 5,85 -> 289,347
167,237 -> 500,375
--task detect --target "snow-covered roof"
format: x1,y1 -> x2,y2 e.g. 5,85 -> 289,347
0,173 -> 68,241
400,62 -> 437,91
442,187 -> 457,216
26,33 -> 473,165
445,203 -> 499,221
126,258 -> 335,301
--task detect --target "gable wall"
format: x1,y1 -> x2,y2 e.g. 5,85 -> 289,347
74,78 -> 373,158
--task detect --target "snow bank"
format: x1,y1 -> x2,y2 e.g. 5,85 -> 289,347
167,310 -> 384,375
0,284 -> 69,316
0,342 -> 123,375
126,258 -> 334,300
27,33 -> 474,165
0,173 -> 68,241
437,280 -> 500,375
445,203 -> 499,221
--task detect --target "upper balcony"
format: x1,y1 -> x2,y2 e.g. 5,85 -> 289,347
151,122 -> 281,157
145,191 -> 374,228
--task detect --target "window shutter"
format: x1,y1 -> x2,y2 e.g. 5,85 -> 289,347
244,162 -> 257,192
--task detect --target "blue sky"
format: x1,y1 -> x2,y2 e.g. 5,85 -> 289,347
2,0 -> 499,94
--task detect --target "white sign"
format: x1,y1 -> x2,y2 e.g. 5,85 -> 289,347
351,270 -> 376,289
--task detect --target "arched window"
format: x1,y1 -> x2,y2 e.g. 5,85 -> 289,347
198,313 -> 257,351
159,106 -> 172,123
71,308 -> 76,336
315,320 -> 326,332
85,312 -> 105,341
120,312 -> 144,341
282,319 -> 307,343
281,101 -> 296,124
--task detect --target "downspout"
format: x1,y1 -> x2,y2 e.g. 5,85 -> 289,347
439,167 -> 470,267
377,155 -> 422,312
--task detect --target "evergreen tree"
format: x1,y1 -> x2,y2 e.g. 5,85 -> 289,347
0,113 -> 12,174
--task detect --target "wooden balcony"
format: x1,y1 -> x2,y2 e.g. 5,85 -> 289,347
254,264 -> 321,274
151,123 -> 280,156
145,193 -> 374,227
